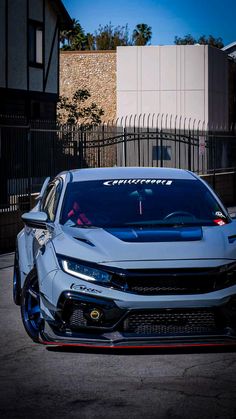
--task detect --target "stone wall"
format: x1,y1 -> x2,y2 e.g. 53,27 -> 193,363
60,51 -> 117,122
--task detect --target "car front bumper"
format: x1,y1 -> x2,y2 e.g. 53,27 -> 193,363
39,288 -> 236,348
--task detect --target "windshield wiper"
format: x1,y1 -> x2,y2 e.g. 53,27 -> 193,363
123,222 -> 201,228
123,222 -> 166,228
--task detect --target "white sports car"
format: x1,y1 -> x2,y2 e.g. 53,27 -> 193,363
14,167 -> 236,348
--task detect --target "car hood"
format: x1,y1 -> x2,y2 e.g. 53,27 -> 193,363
52,223 -> 236,267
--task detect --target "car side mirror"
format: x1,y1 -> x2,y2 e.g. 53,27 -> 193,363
21,211 -> 48,229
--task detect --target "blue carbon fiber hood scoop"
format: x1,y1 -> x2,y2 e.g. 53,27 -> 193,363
105,227 -> 203,242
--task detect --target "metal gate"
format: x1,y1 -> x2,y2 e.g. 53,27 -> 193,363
0,114 -> 236,252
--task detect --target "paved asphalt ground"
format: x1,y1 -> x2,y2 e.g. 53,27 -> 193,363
1,253 -> 236,419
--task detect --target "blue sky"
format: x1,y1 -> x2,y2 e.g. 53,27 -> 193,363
62,0 -> 235,47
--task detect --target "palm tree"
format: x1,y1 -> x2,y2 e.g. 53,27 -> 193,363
60,29 -> 69,47
60,19 -> 87,50
132,23 -> 152,46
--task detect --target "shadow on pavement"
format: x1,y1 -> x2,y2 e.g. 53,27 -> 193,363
46,344 -> 236,356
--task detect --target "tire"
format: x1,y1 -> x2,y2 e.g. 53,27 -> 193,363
13,248 -> 21,306
21,269 -> 41,342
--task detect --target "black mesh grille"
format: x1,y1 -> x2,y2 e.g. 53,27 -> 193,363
123,310 -> 218,335
113,267 -> 236,295
130,285 -> 192,294
126,277 -> 214,295
69,308 -> 87,329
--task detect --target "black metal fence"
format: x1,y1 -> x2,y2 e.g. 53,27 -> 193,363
1,114 -> 236,252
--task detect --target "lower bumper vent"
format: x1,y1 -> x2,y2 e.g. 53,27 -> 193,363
69,309 -> 87,329
123,310 -> 218,335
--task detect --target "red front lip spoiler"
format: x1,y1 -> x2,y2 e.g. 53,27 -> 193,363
39,323 -> 236,350
40,339 -> 236,350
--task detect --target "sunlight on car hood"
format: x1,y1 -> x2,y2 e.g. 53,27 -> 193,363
54,224 -> 236,266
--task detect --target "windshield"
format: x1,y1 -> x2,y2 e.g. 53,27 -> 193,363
60,178 -> 229,228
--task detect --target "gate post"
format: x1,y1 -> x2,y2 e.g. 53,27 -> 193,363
212,134 -> 216,191
27,125 -> 32,210
160,130 -> 163,167
124,127 -> 127,166
79,126 -> 84,168
138,128 -> 141,166
188,133 -> 192,171
97,125 -> 104,168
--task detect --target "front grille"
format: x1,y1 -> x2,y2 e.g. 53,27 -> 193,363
123,310 -> 218,335
113,266 -> 236,295
126,276 -> 214,295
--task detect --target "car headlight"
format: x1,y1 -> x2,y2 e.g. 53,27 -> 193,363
58,256 -> 112,284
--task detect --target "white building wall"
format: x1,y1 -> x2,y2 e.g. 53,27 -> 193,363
28,0 -> 43,21
8,0 -> 27,90
28,0 -> 44,92
0,0 -> 6,87
117,45 -> 228,128
1,0 -> 59,95
29,67 -> 43,91
28,0 -> 58,94
44,1 -> 58,93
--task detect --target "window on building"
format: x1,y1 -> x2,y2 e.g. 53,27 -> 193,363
29,21 -> 43,66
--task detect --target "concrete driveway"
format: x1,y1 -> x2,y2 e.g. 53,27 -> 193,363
1,253 -> 236,419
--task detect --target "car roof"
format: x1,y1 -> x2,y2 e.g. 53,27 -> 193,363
68,167 -> 196,182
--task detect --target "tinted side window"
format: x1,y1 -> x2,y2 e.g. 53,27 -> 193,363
41,180 -> 62,221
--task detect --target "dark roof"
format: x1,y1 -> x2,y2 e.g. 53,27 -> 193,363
50,0 -> 72,29
222,42 -> 236,60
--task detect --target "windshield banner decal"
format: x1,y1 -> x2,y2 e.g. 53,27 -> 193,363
103,179 -> 173,186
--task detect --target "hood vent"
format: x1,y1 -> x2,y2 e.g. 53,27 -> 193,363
228,235 -> 236,244
105,227 -> 203,243
73,237 -> 95,247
